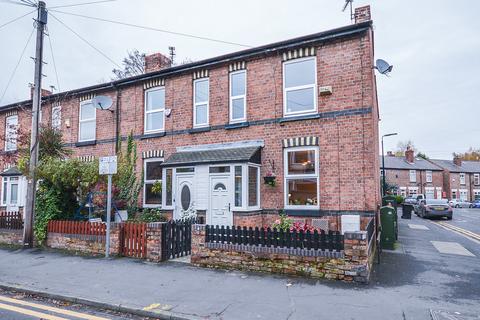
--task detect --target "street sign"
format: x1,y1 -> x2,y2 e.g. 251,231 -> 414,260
99,156 -> 117,175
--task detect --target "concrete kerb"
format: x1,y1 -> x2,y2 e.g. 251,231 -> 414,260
0,283 -> 204,320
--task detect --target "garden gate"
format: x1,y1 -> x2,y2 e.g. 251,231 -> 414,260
161,219 -> 194,261
120,222 -> 147,258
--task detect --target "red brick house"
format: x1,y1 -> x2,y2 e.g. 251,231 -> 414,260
382,149 -> 444,199
0,6 -> 380,230
429,157 -> 480,202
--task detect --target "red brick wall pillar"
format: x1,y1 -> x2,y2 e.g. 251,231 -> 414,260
146,222 -> 163,262
109,223 -> 122,256
191,224 -> 206,263
343,231 -> 370,283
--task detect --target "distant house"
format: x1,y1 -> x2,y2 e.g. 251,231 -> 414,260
381,148 -> 444,199
429,157 -> 480,202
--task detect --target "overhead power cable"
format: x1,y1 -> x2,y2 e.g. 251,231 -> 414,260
48,0 -> 116,9
46,26 -> 61,92
0,9 -> 36,30
49,12 -> 122,69
50,9 -> 252,48
0,26 -> 35,105
0,0 -> 36,7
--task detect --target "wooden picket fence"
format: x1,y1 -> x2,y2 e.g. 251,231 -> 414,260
0,211 -> 23,230
120,222 -> 147,258
47,220 -> 106,236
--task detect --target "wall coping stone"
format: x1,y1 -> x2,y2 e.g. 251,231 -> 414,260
344,231 -> 367,240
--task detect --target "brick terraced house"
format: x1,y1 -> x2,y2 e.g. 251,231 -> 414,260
0,6 -> 380,230
381,149 -> 444,199
429,157 -> 480,202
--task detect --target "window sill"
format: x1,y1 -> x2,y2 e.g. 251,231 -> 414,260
284,208 -> 321,217
141,131 -> 166,139
279,113 -> 320,123
225,122 -> 249,130
188,126 -> 211,134
75,140 -> 96,147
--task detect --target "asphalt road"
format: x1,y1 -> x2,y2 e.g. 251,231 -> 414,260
0,289 -> 151,320
448,207 -> 480,235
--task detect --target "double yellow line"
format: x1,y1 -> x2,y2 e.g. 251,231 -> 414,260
434,221 -> 480,242
0,295 -> 110,320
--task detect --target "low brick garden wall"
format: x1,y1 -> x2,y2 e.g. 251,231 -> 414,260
0,229 -> 23,246
191,224 -> 375,283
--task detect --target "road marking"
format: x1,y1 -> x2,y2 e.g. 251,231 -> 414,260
0,295 -> 110,320
430,241 -> 475,257
408,224 -> 429,230
434,221 -> 480,242
0,302 -> 69,320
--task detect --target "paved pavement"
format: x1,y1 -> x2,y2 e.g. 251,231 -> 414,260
0,209 -> 479,319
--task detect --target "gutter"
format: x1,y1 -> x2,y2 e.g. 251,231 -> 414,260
0,21 -> 372,111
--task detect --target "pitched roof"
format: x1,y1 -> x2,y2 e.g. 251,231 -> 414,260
0,21 -> 371,112
380,156 -> 442,171
162,146 -> 261,167
0,167 -> 22,176
429,159 -> 480,173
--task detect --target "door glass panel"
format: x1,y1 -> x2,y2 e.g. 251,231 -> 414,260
181,185 -> 191,210
234,166 -> 242,207
209,166 -> 230,173
214,183 -> 226,191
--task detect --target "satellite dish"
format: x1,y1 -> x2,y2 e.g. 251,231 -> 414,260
91,95 -> 113,111
375,59 -> 393,75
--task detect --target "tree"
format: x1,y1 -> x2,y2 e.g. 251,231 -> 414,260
112,50 -> 145,80
454,148 -> 480,161
416,151 -> 429,160
395,140 -> 416,156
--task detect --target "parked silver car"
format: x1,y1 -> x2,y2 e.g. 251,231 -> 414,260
448,199 -> 472,208
418,199 -> 453,220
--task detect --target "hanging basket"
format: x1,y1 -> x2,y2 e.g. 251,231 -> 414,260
263,176 -> 276,187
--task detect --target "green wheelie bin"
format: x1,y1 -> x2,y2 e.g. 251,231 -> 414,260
380,205 -> 396,250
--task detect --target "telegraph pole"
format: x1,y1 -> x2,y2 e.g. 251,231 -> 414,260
23,1 -> 47,248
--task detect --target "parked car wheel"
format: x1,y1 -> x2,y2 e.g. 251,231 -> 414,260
455,204 -> 460,208
469,204 -> 473,208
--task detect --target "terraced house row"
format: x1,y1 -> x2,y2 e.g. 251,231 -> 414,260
0,6 -> 380,230
382,149 -> 480,202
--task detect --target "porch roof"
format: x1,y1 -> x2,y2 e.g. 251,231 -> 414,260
0,167 -> 22,176
162,146 -> 261,167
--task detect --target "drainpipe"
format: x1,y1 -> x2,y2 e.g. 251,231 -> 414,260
114,85 -> 120,153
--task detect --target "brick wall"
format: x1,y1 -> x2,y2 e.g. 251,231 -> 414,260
191,224 -> 373,283
145,222 -> 162,262
0,229 -> 23,246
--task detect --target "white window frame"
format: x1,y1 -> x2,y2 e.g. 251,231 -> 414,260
227,163 -> 261,211
409,170 -> 416,183
143,158 -> 164,208
284,146 -> 320,210
426,170 -> 432,183
459,173 -> 466,185
1,176 -> 20,207
193,78 -> 209,128
408,186 -> 418,196
78,100 -> 96,142
474,174 -> 480,186
5,115 -> 18,152
51,105 -> 62,130
161,167 -> 174,209
144,87 -> 166,134
399,187 -> 407,197
229,70 -> 247,123
459,189 -> 468,201
282,56 -> 318,117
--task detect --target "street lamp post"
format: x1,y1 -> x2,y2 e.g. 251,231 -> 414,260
381,133 -> 398,197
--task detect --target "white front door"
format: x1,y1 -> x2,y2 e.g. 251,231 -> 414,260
436,187 -> 442,199
209,175 -> 232,226
174,174 -> 194,220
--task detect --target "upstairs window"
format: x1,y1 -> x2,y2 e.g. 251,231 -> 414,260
283,57 -> 317,116
426,170 -> 432,183
284,147 -> 319,208
51,106 -> 62,130
144,87 -> 165,133
230,70 -> 246,123
193,78 -> 209,127
459,173 -> 466,185
5,115 -> 18,151
474,173 -> 480,185
78,101 -> 96,142
409,170 -> 416,183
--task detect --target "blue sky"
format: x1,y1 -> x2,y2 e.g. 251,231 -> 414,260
0,0 -> 478,159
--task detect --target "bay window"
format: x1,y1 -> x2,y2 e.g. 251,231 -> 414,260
144,159 -> 163,207
78,101 -> 96,142
5,115 -> 18,151
231,163 -> 260,210
230,70 -> 246,123
1,176 -> 19,207
193,78 -> 209,127
284,147 -> 319,208
144,87 -> 165,133
283,57 -> 317,116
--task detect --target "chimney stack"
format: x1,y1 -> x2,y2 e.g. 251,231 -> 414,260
405,147 -> 414,163
30,87 -> 52,99
354,5 -> 371,23
144,52 -> 172,73
453,155 -> 462,167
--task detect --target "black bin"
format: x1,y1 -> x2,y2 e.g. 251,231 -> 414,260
401,204 -> 413,219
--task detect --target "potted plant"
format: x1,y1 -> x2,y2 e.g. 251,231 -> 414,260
263,170 -> 276,187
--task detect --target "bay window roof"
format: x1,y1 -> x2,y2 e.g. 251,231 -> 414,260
162,146 -> 261,167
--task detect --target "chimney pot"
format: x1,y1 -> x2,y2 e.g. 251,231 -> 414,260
354,5 -> 371,23
405,147 -> 414,163
144,52 -> 172,73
